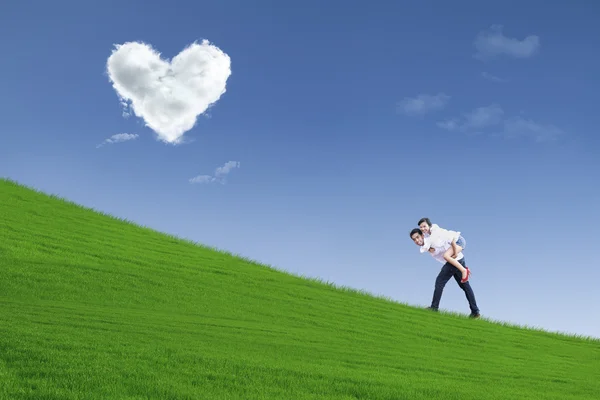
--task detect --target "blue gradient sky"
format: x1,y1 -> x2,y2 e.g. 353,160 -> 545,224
2,0 -> 599,339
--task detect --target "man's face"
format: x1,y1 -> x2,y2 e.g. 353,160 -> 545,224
411,233 -> 424,246
419,222 -> 431,235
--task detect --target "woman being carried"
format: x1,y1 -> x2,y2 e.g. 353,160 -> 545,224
418,217 -> 471,283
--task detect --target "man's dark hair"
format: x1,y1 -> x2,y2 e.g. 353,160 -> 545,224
418,217 -> 432,227
410,228 -> 422,238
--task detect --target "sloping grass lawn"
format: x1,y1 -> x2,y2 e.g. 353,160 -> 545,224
1,178 -> 598,399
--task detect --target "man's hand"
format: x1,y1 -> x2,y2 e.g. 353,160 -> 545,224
451,243 -> 458,258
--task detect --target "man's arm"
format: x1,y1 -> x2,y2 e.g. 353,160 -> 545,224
430,225 -> 460,245
419,237 -> 431,253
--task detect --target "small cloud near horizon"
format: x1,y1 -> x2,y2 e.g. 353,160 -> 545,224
438,104 -> 504,132
96,133 -> 139,148
189,161 -> 240,184
503,116 -> 562,142
438,105 -> 562,142
474,25 -> 540,60
397,93 -> 450,116
481,72 -> 509,83
106,40 -> 232,145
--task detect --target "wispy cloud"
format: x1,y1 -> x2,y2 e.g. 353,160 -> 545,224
96,133 -> 139,148
437,104 -> 504,132
189,175 -> 214,184
436,119 -> 460,131
189,161 -> 241,184
438,105 -> 562,142
397,93 -> 450,116
481,72 -> 509,83
474,25 -> 540,60
106,39 -> 232,144
120,100 -> 131,118
214,161 -> 240,178
503,116 -> 563,142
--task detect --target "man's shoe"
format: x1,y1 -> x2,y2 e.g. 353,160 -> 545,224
426,306 -> 439,312
469,313 -> 481,319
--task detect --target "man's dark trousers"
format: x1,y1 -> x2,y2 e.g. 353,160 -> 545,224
430,257 -> 480,315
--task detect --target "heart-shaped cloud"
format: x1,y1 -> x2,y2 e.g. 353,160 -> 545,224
106,40 -> 231,143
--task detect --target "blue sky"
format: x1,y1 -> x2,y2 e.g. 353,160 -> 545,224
2,0 -> 599,339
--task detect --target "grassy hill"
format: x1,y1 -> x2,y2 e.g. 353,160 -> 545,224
1,177 -> 599,400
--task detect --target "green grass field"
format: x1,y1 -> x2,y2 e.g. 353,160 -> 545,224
1,177 -> 599,399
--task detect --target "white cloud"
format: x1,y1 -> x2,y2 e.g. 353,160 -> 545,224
106,39 -> 232,144
397,93 -> 450,116
215,161 -> 240,178
96,133 -> 139,148
189,175 -> 215,184
436,119 -> 459,131
481,72 -> 508,83
190,161 -> 240,184
438,104 -> 504,132
503,116 -> 562,142
120,100 -> 131,118
438,106 -> 562,142
474,25 -> 540,60
464,104 -> 505,129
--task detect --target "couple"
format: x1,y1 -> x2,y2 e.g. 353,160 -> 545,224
410,217 -> 480,319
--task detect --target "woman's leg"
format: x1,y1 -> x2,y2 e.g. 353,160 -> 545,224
443,247 -> 469,282
454,235 -> 470,282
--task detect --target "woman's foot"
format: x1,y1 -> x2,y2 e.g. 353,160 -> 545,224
461,267 -> 471,283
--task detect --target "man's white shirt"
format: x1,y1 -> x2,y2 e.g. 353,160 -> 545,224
424,237 -> 464,264
420,223 -> 461,254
